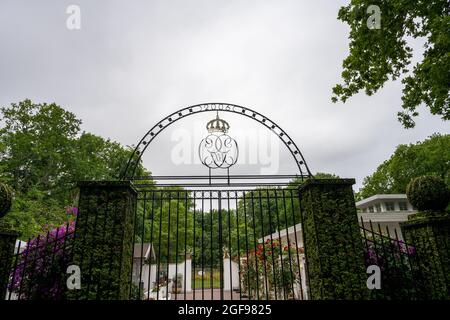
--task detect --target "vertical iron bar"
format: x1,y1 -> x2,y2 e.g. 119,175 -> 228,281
256,191 -> 269,299
281,189 -> 303,300
249,192 -> 260,300
129,192 -> 139,299
138,192 -> 148,299
360,217 -> 370,298
241,191 -> 252,300
31,231 -> 51,299
146,191 -> 156,300
202,191 -> 205,300
368,220 -> 381,297
61,223 -> 72,299
175,191 -> 180,300
273,189 -> 287,300
218,191 -> 224,300
393,227 -> 412,298
193,191 -> 197,300
295,189 -> 310,300
18,236 -> 36,300
184,191 -> 188,300
49,226 -> 60,299
376,222 -> 391,299
394,228 -> 417,299
226,191 -> 232,300
166,191 -> 172,300
264,189 -> 278,300
8,240 -> 22,300
212,191 -> 216,300
234,191 -> 242,300
156,191 -> 164,300
386,225 -> 409,298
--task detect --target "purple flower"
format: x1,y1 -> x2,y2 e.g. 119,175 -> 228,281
8,217 -> 77,299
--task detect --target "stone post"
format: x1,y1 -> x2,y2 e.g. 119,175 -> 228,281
70,181 -> 137,300
298,179 -> 367,300
400,213 -> 450,299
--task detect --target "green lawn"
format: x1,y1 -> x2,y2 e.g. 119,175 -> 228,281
192,269 -> 222,289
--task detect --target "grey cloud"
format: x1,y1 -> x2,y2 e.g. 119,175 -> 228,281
0,0 -> 448,190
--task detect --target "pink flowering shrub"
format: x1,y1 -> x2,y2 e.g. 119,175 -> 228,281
364,234 -> 418,299
8,207 -> 77,300
241,239 -> 302,300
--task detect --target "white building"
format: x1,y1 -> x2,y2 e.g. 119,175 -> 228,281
356,194 -> 417,240
132,243 -> 192,299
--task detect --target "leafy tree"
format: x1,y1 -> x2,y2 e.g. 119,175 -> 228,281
357,133 -> 450,200
0,100 -> 147,238
135,189 -> 194,264
236,173 -> 340,245
333,0 -> 449,128
191,208 -> 255,268
0,100 -> 81,197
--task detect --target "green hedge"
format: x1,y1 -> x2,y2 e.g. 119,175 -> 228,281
406,176 -> 450,212
401,214 -> 450,299
69,181 -> 137,300
299,179 -> 367,300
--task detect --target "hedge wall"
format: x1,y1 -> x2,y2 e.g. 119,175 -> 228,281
299,179 -> 367,300
401,213 -> 450,300
69,181 -> 137,300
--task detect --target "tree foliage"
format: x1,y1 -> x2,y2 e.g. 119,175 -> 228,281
0,100 -> 147,238
333,0 -> 449,128
357,133 -> 450,200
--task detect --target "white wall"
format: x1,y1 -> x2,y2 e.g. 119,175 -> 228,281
223,258 -> 240,291
139,257 -> 192,294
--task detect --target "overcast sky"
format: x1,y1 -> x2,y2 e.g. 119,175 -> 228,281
0,0 -> 448,189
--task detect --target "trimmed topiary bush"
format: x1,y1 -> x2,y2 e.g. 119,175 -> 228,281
406,176 -> 450,212
0,183 -> 13,218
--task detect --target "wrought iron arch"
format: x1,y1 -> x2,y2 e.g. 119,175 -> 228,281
121,103 -> 313,179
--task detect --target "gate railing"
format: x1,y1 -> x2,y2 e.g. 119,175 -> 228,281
129,178 -> 307,300
359,219 -> 427,300
5,223 -> 75,300
4,178 -> 444,300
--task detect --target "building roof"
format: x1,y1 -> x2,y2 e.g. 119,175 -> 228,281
357,212 -> 411,223
133,243 -> 155,260
355,194 -> 408,208
260,223 -> 303,245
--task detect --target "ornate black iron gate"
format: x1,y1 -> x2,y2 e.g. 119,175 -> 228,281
129,175 -> 308,300
123,103 -> 313,300
2,102 -> 443,300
